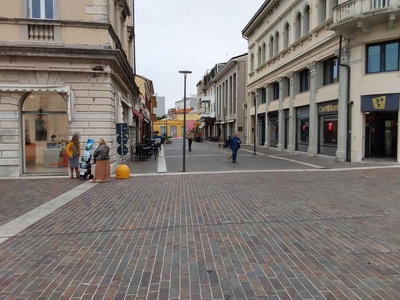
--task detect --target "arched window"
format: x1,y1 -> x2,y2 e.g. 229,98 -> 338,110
303,5 -> 310,34
295,12 -> 302,40
22,92 -> 69,174
269,36 -> 274,58
274,31 -> 280,55
262,42 -> 266,63
327,0 -> 338,18
258,46 -> 262,66
319,0 -> 327,24
283,22 -> 290,48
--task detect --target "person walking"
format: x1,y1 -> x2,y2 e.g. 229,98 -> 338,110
65,132 -> 81,178
186,130 -> 194,151
92,138 -> 110,183
229,132 -> 242,163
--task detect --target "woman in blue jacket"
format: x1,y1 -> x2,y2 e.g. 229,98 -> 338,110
229,132 -> 242,163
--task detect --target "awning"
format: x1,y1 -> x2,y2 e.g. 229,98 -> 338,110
132,109 -> 144,120
0,84 -> 75,121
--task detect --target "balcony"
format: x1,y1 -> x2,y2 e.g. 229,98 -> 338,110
332,0 -> 400,34
200,108 -> 215,119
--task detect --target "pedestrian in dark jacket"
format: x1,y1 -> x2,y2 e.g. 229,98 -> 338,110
229,132 -> 241,163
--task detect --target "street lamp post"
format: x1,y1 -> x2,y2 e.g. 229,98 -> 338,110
179,70 -> 192,172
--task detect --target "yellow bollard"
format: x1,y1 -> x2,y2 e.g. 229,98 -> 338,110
116,164 -> 130,179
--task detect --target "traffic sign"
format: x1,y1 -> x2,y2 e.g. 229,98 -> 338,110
117,146 -> 129,155
117,134 -> 128,145
116,123 -> 128,134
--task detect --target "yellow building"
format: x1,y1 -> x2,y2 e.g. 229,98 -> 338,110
153,113 -> 200,138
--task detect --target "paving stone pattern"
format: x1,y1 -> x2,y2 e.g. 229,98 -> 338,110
1,168 -> 400,299
0,179 -> 84,227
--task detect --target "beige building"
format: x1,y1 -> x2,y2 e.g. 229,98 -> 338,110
243,0 -> 400,162
214,53 -> 248,142
0,0 -> 140,177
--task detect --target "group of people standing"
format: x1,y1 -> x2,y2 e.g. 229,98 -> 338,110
65,133 -> 110,183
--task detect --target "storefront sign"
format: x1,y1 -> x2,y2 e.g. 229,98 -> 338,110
361,94 -> 399,112
318,101 -> 338,116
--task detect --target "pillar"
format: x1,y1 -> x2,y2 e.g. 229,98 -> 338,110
277,77 -> 285,151
287,73 -> 295,152
308,62 -> 318,157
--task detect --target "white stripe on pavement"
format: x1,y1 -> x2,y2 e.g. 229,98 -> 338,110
0,181 -> 96,244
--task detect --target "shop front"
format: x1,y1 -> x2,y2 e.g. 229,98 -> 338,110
296,106 -> 309,152
258,113 -> 265,146
318,100 -> 338,156
22,92 -> 69,175
269,112 -> 278,148
362,94 -> 399,158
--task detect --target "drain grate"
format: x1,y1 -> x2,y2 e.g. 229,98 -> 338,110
355,252 -> 400,275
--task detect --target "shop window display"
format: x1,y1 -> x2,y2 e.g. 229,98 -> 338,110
22,92 -> 69,174
319,115 -> 338,156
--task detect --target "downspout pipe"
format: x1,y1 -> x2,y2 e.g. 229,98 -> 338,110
338,35 -> 352,162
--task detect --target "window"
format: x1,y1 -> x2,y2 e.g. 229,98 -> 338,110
273,82 -> 280,100
258,46 -> 262,66
250,53 -> 254,71
274,32 -> 280,56
299,69 -> 309,92
295,13 -> 302,40
373,0 -> 390,9
29,0 -> 54,19
261,88 -> 267,103
269,36 -> 274,59
283,23 -> 290,48
262,43 -> 266,63
323,57 -> 338,85
367,40 -> 399,73
319,0 -> 327,24
303,5 -> 310,34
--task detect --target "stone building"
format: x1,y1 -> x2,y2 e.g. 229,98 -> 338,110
214,53 -> 247,143
242,0 -> 400,162
0,0 -> 140,177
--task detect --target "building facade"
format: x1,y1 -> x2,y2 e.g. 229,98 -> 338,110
214,53 -> 248,142
197,63 -> 226,140
0,0 -> 140,177
153,94 -> 166,118
134,75 -> 156,142
242,0 -> 400,162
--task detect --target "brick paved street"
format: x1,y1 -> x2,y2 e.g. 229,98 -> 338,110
0,140 -> 400,299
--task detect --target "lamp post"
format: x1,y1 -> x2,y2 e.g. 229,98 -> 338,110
179,70 -> 192,172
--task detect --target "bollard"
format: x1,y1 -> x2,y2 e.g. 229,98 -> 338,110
116,164 -> 130,179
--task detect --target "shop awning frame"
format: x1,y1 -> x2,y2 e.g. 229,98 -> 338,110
0,84 -> 75,121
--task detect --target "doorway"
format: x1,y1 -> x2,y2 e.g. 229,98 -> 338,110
365,112 -> 398,157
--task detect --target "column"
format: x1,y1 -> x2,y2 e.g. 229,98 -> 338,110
245,92 -> 251,144
253,90 -> 258,146
264,85 -> 270,147
336,41 -> 349,161
287,73 -> 295,152
308,62 -> 318,156
277,77 -> 285,151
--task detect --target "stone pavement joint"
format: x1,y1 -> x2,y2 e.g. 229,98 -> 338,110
0,139 -> 399,299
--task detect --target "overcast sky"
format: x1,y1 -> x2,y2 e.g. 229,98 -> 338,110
134,0 -> 265,113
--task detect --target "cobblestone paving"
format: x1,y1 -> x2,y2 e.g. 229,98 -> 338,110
0,178 -> 84,227
1,167 -> 400,299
